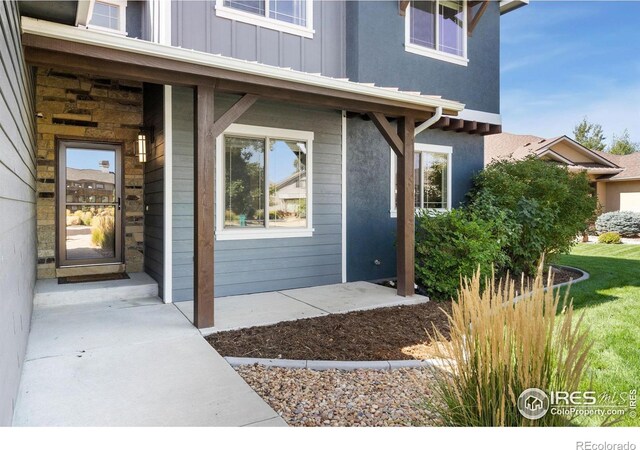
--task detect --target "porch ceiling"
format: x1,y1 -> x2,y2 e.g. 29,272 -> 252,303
21,17 -> 464,120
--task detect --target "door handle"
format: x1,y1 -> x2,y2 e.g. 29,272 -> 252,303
117,197 -> 121,211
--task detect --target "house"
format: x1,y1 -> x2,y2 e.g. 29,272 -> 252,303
0,0 -> 525,424
485,133 -> 640,213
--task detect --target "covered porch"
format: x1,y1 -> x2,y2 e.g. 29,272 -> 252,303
23,17 -> 464,329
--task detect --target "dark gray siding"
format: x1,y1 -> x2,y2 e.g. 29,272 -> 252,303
0,1 -> 37,425
346,117 -> 483,282
126,0 -> 144,39
171,87 -> 343,300
143,84 -> 164,297
346,0 -> 500,113
171,87 -> 195,301
172,0 -> 346,78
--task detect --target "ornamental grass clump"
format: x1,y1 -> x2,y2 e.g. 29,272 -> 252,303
428,266 -> 592,426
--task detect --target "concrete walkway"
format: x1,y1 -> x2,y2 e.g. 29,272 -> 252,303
175,281 -> 429,334
13,296 -> 286,426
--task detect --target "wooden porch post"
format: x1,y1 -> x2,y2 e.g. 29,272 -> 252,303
396,116 -> 415,296
194,85 -> 215,328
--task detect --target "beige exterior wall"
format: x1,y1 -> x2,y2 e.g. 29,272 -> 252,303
35,68 -> 145,279
596,181 -> 607,211
549,141 -> 594,164
603,180 -> 640,213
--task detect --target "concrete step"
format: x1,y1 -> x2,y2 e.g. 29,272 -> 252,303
34,272 -> 159,308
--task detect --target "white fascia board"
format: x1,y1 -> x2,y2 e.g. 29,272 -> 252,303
445,108 -> 502,125
21,17 -> 465,114
500,0 -> 529,15
75,0 -> 94,27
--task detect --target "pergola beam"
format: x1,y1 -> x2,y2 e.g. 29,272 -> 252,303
194,85 -> 216,329
212,93 -> 258,137
368,112 -> 404,156
468,0 -> 490,36
193,92 -> 258,329
396,116 -> 415,297
398,0 -> 410,16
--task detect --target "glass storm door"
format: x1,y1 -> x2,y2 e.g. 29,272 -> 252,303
58,141 -> 123,267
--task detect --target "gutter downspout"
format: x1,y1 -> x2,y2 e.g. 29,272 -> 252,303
414,106 -> 443,136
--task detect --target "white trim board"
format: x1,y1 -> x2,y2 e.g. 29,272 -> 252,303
341,111 -> 347,283
215,123 -> 315,241
163,85 -> 173,303
452,108 -> 502,125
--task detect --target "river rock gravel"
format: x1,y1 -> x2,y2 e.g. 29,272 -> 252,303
235,365 -> 440,427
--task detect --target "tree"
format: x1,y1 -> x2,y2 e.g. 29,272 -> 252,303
468,157 -> 597,275
573,117 -> 606,151
609,129 -> 639,155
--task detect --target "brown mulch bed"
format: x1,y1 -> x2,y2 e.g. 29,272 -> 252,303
206,265 -> 583,361
512,265 -> 583,293
207,301 -> 452,361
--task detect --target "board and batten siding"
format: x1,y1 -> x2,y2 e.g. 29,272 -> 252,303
143,84 -> 165,297
171,0 -> 346,78
171,87 -> 343,300
0,1 -> 37,425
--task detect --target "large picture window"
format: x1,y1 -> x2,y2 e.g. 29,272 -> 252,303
217,124 -> 314,240
216,0 -> 314,38
405,0 -> 467,65
390,144 -> 452,216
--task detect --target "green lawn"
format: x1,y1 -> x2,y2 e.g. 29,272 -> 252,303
556,244 -> 640,426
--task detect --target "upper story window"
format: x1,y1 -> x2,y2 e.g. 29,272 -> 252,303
215,0 -> 314,38
216,124 -> 314,240
88,0 -> 127,34
405,1 -> 468,66
390,144 -> 453,216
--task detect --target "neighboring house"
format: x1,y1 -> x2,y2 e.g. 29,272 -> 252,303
485,133 -> 640,213
0,0 -> 526,423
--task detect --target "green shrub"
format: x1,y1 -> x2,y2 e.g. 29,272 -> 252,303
428,267 -> 592,426
597,231 -> 622,244
414,209 -> 508,300
469,157 -> 597,275
595,211 -> 640,237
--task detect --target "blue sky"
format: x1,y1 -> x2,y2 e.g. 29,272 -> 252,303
500,1 -> 640,144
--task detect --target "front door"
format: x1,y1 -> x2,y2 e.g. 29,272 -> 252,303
57,141 -> 123,267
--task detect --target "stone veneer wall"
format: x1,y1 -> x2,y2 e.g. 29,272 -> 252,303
35,68 -> 145,278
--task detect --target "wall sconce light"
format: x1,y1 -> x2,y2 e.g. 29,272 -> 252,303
136,127 -> 154,163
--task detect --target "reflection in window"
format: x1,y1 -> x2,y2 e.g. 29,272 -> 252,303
224,136 -> 266,228
90,1 -> 120,30
393,149 -> 451,211
224,0 -> 265,15
268,140 -> 307,228
409,0 -> 465,57
438,0 -> 464,56
410,1 -> 436,49
269,0 -> 307,26
224,0 -> 307,26
423,152 -> 448,209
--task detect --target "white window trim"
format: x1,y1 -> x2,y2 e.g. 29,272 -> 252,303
390,143 -> 453,218
404,0 -> 468,66
214,0 -> 315,39
215,123 -> 314,240
86,0 -> 128,35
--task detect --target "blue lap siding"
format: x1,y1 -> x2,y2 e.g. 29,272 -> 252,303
171,87 -> 343,300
